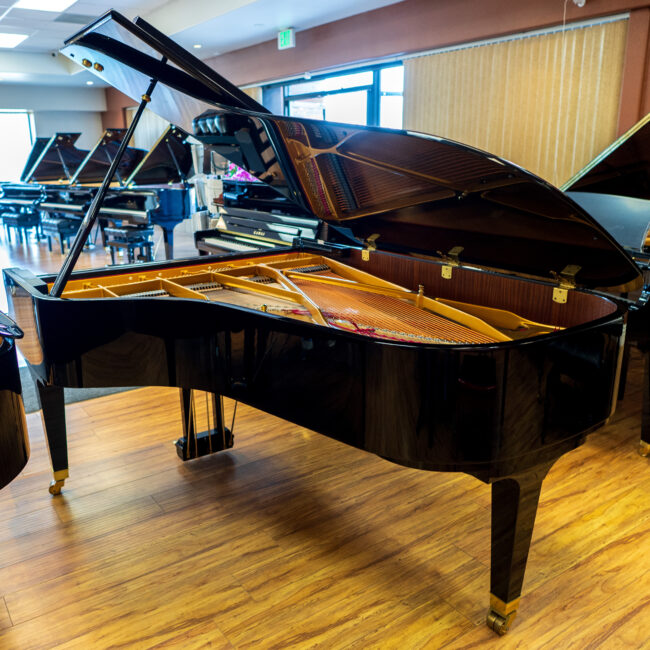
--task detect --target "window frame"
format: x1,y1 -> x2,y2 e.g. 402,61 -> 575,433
269,62 -> 403,128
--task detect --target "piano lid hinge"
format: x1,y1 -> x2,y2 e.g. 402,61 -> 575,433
440,246 -> 464,280
552,264 -> 581,304
361,233 -> 380,261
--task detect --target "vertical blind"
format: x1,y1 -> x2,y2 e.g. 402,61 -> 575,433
403,18 -> 628,186
242,86 -> 263,105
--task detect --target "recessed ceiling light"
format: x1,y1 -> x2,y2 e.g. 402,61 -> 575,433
13,0 -> 76,11
0,33 -> 28,48
193,44 -> 202,49
86,80 -> 93,85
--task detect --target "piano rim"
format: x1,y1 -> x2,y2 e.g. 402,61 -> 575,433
14,246 -> 627,352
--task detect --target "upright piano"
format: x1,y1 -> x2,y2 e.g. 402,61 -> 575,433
562,114 -> 650,454
0,312 -> 29,490
3,10 -> 645,634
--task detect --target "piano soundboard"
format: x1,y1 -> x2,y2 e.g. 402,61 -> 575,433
58,251 -> 560,345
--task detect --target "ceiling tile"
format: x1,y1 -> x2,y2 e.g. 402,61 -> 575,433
5,8 -> 59,22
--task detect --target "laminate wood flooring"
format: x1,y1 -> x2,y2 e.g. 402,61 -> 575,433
0,354 -> 647,648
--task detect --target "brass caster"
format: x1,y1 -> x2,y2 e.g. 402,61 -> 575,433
49,479 -> 65,495
639,441 -> 650,457
486,609 -> 517,636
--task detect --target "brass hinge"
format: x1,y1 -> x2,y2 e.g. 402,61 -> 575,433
552,264 -> 581,304
361,233 -> 380,261
441,246 -> 464,279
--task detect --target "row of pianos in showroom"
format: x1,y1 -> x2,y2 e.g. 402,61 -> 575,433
2,8 -> 650,638
0,124 -> 193,260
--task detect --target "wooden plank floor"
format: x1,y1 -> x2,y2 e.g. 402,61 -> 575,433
1,229 -> 650,647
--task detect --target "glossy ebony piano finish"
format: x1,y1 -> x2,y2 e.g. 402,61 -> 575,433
0,133 -> 88,244
101,124 -> 193,258
45,125 -> 193,259
5,9 -> 645,635
4,127 -> 192,258
0,312 -> 28,490
563,114 -> 650,455
35,128 -> 145,246
0,183 -> 43,242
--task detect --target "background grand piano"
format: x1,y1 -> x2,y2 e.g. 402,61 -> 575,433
1,125 -> 195,259
562,113 -> 650,455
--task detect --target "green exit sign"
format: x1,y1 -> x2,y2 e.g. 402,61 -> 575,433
277,28 -> 295,50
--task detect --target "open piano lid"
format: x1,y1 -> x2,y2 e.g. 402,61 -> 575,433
562,114 -> 650,255
60,10 -> 642,294
24,132 -> 88,183
70,128 -> 145,185
125,124 -> 194,186
19,137 -> 49,183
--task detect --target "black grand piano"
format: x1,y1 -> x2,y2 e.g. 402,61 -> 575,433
0,133 -> 88,246
562,114 -> 650,455
0,134 -> 49,240
34,128 -> 144,251
101,123 -> 194,259
3,10 -> 645,635
0,312 -> 29,490
1,126 -> 194,258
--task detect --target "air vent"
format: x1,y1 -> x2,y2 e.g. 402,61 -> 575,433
53,13 -> 96,25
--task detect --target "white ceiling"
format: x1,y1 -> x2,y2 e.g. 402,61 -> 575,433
0,0 -> 404,86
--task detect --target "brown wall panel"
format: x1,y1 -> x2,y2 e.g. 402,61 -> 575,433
101,88 -> 134,130
205,0 -> 650,87
618,8 -> 650,133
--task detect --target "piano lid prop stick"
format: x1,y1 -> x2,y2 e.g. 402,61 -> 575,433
50,74 -> 161,298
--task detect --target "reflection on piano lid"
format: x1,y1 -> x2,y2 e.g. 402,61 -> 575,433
563,113 -> 650,258
19,137 -> 49,183
562,113 -> 650,201
125,124 -> 194,186
23,133 -> 89,184
70,128 -> 145,185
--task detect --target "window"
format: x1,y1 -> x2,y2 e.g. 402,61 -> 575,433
0,111 -> 36,182
273,64 -> 404,128
379,66 -> 404,129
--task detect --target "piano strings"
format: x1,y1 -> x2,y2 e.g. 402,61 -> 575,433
56,252 -> 560,345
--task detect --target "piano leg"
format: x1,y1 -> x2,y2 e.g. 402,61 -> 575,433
617,340 -> 631,401
640,351 -> 650,457
161,226 -> 173,260
36,382 -> 68,495
175,388 -> 234,460
487,463 -> 552,635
